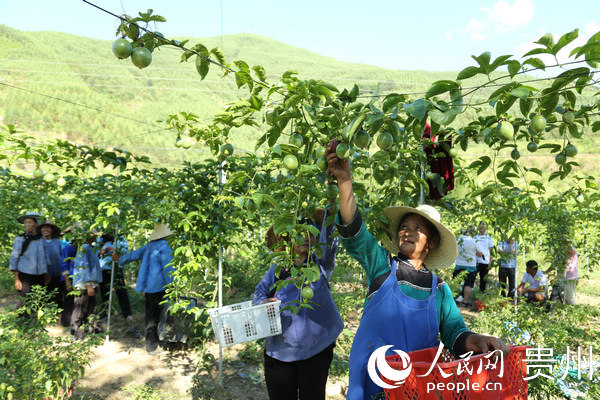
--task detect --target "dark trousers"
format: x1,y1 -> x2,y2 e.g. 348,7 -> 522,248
145,291 -> 165,351
264,342 -> 335,400
499,267 -> 516,297
99,269 -> 132,318
16,272 -> 46,310
46,275 -> 64,310
476,263 -> 491,292
62,284 -> 75,327
70,291 -> 97,338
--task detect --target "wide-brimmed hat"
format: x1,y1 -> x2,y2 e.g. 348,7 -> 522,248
17,211 -> 45,224
379,204 -> 458,269
148,223 -> 173,241
38,220 -> 62,238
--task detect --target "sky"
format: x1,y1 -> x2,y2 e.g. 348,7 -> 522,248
1,0 -> 599,71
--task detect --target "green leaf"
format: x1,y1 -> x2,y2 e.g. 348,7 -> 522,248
508,86 -> 530,100
403,99 -> 428,121
196,55 -> 210,80
506,60 -> 522,78
456,66 -> 480,80
489,55 -> 512,73
191,43 -> 210,57
592,121 -> 600,132
425,80 -> 459,99
538,143 -> 562,153
235,70 -> 253,91
429,109 -> 458,126
233,60 -> 250,72
210,47 -> 226,65
468,156 -> 491,175
472,52 -> 491,71
523,58 -> 546,71
553,29 -> 578,55
382,94 -> 404,113
535,33 -> 555,49
519,98 -> 533,117
252,65 -> 267,82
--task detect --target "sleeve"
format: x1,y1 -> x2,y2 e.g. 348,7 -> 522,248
118,244 -> 147,265
335,210 -> 389,286
43,242 -> 52,270
9,237 -> 22,271
252,265 -> 277,305
318,214 -> 340,282
437,284 -> 474,356
60,246 -> 74,275
521,273 -> 528,283
38,241 -> 48,274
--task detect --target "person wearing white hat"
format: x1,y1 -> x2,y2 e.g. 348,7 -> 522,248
111,223 -> 175,352
326,145 -> 510,400
9,211 -> 49,311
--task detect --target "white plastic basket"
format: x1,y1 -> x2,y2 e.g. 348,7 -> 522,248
207,300 -> 282,347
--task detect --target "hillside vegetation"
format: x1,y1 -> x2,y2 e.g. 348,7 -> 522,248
0,24 -> 598,190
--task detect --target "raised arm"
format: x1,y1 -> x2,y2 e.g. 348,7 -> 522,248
326,141 -> 356,225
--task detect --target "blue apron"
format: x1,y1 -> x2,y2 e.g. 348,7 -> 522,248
347,259 -> 440,400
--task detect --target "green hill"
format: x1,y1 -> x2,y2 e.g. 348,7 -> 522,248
0,25 -> 459,166
0,24 -> 598,191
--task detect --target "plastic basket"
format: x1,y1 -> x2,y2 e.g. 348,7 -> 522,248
382,345 -> 529,400
207,300 -> 282,347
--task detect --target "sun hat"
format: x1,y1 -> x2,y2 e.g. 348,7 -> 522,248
38,220 -> 62,238
379,204 -> 458,269
17,211 -> 45,224
148,223 -> 173,241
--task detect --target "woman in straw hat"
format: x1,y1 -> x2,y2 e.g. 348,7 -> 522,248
9,211 -> 49,310
112,223 -> 175,352
38,220 -> 64,320
326,145 -> 509,400
253,207 -> 343,400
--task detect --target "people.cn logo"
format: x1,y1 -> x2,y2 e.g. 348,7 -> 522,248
367,345 -> 413,389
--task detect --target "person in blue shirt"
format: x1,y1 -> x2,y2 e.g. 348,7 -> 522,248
38,220 -> 63,320
71,228 -> 103,338
9,211 -> 48,311
97,233 -> 132,320
112,223 -> 175,352
59,226 -> 79,327
253,208 -> 343,400
326,144 -> 510,400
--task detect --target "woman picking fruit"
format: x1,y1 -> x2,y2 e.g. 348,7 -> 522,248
326,143 -> 510,400
253,208 -> 343,400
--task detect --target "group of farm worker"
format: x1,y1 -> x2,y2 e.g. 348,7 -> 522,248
252,144 -> 513,400
453,223 -> 579,307
9,212 -> 175,352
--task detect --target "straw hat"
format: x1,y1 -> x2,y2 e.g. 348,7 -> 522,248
148,223 -> 173,241
17,211 -> 45,224
38,220 -> 62,238
379,204 -> 457,269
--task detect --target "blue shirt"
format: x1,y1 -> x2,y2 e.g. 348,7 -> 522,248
253,215 -> 344,362
9,234 -> 47,275
73,243 -> 103,287
118,238 -> 174,293
43,238 -> 62,277
99,237 -> 129,271
60,242 -> 76,281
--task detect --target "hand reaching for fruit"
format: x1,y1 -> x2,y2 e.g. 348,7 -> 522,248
326,139 -> 351,182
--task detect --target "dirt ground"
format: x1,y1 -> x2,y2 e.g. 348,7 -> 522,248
46,310 -> 348,400
2,275 -> 597,400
